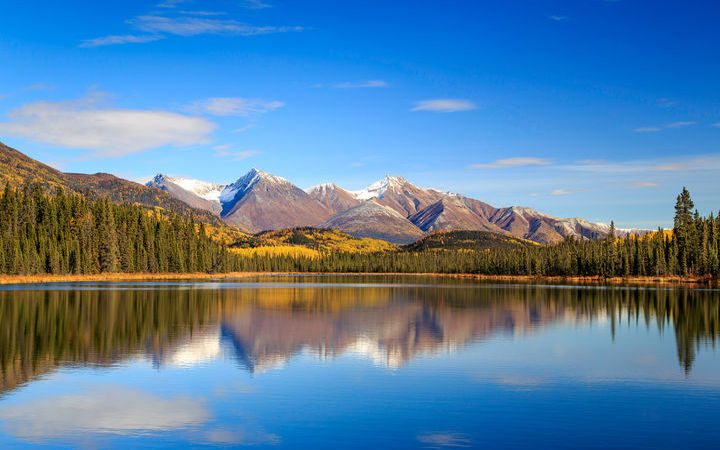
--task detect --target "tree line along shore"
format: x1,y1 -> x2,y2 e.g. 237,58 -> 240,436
0,183 -> 718,283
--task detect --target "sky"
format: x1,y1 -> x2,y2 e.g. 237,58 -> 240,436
0,0 -> 718,228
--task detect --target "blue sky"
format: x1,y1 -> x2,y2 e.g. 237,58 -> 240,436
0,0 -> 718,228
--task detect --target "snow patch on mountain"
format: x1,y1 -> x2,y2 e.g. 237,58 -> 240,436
219,168 -> 290,204
149,174 -> 226,203
305,183 -> 337,201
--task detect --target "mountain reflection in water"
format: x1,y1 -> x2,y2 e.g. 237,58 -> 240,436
0,276 -> 718,396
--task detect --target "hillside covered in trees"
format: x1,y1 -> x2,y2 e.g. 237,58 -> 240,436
0,184 -> 238,275
0,183 -> 717,279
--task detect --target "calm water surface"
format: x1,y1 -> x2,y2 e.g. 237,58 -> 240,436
0,275 -> 719,449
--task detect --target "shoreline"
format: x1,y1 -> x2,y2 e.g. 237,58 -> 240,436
0,272 -> 717,287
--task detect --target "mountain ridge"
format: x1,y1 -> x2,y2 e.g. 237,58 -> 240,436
145,168 -> 639,244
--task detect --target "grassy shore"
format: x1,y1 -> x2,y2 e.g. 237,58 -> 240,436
0,272 -> 717,287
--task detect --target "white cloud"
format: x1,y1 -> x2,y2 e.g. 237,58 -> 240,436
81,34 -> 163,47
549,15 -> 568,21
665,121 -> 696,128
0,93 -> 216,157
634,181 -> 660,187
575,159 -> 605,165
411,99 -> 476,113
470,157 -> 551,169
130,15 -> 302,37
189,97 -> 284,116
650,162 -> 692,171
83,10 -> 302,47
179,10 -> 229,16
634,121 -> 696,132
333,80 -> 388,89
551,188 -> 585,195
233,124 -> 256,133
563,155 -> 720,173
0,387 -> 209,440
214,148 -> 261,161
239,0 -> 272,9
157,0 -> 187,7
25,83 -> 56,91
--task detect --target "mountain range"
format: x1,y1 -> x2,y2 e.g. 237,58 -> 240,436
0,140 -> 641,246
147,169 -> 638,244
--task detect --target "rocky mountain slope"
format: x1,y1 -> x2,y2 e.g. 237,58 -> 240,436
218,169 -> 333,233
146,168 -> 630,244
306,183 -> 360,215
321,200 -> 425,244
147,174 -> 223,215
0,141 -> 225,227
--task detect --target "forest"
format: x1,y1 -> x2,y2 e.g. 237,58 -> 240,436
0,183 -> 235,275
0,184 -> 718,278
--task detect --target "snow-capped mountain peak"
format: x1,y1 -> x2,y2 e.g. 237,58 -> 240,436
148,174 -> 226,203
305,183 -> 338,200
352,175 -> 414,200
219,168 -> 291,204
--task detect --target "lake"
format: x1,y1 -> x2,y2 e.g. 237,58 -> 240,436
0,275 -> 718,449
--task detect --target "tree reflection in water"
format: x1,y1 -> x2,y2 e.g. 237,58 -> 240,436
0,277 -> 718,395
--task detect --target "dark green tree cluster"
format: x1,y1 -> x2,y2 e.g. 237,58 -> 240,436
0,184 -> 236,275
233,188 -> 720,278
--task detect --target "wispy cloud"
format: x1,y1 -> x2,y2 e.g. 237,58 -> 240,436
25,82 -> 56,91
214,148 -> 261,161
650,162 -> 692,171
81,34 -> 163,47
634,121 -> 696,132
130,15 -> 302,37
239,0 -> 272,9
564,155 -> 720,173
665,121 -> 696,128
470,157 -> 551,169
179,10 -> 229,16
575,159 -> 605,165
83,4 -> 300,47
714,123 -> 720,128
188,97 -> 284,116
333,80 -> 388,89
634,181 -> 660,187
0,92 -> 216,157
549,15 -> 568,21
232,124 -> 256,133
656,98 -> 676,108
551,188 -> 585,195
411,99 -> 476,113
157,0 -> 187,7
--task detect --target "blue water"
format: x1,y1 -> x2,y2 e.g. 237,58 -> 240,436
0,275 -> 717,448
